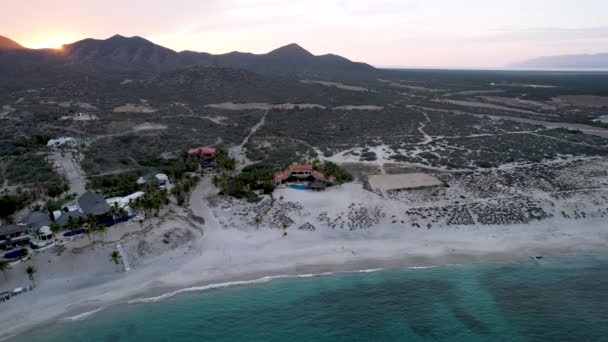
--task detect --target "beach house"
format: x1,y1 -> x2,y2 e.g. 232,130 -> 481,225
46,137 -> 77,149
289,164 -> 313,179
187,146 -> 217,166
23,212 -> 52,231
105,191 -> 145,217
78,191 -> 111,218
273,164 -> 331,189
0,224 -> 31,251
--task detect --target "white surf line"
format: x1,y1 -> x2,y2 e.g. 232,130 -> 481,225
61,307 -> 106,321
117,243 -> 130,272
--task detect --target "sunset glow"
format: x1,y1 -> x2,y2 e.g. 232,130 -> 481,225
24,37 -> 68,50
2,0 -> 608,67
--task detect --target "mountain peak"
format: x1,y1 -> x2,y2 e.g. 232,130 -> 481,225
267,43 -> 314,58
106,34 -> 150,44
0,35 -> 25,50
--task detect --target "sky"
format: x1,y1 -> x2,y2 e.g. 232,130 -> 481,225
2,0 -> 608,68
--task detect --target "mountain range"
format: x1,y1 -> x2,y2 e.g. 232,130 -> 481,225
512,53 -> 608,69
0,35 -> 24,50
0,34 -> 374,77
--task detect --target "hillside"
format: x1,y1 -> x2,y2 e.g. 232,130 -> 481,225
0,35 -> 24,50
0,34 -> 375,78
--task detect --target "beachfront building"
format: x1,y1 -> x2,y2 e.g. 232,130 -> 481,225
273,172 -> 290,186
24,212 -> 52,232
0,224 -> 31,251
106,191 -> 145,217
78,191 -> 111,219
52,190 -> 141,229
187,146 -> 217,167
54,210 -> 86,227
0,211 -> 54,251
273,164 -> 331,190
21,211 -> 55,249
289,164 -> 313,179
30,226 -> 55,250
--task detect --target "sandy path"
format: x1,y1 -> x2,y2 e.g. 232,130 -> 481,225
230,110 -> 267,169
417,112 -> 433,145
161,114 -> 228,125
51,152 -> 87,196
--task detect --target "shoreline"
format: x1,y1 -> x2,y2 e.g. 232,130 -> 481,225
5,240 -> 606,340
2,175 -> 607,340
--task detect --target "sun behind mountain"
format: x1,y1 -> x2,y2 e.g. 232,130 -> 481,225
26,37 -> 67,49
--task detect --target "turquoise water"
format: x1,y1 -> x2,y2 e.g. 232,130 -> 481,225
18,255 -> 608,341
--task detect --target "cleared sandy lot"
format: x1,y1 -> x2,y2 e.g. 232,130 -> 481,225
552,95 -> 608,108
113,103 -> 158,113
368,173 -> 444,193
206,102 -> 326,110
334,105 -> 384,110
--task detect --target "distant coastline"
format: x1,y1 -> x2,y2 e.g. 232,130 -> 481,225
380,66 -> 608,72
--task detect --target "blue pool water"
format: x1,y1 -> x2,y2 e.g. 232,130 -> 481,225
63,229 -> 84,237
288,184 -> 308,190
3,249 -> 26,259
14,254 -> 608,341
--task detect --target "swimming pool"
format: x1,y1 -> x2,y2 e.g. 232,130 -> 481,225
288,184 -> 308,190
3,249 -> 26,259
63,229 -> 84,237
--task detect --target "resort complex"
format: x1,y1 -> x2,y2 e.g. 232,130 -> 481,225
273,164 -> 334,190
1,15 -> 608,339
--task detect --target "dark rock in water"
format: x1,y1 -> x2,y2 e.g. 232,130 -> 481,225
297,222 -> 316,231
535,256 -> 543,260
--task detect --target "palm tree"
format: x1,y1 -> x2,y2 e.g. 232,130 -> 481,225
83,225 -> 93,240
87,213 -> 98,226
77,216 -> 87,230
67,216 -> 78,232
110,250 -> 121,272
25,265 -> 36,287
109,203 -> 120,225
96,224 -> 108,241
86,214 -> 98,240
50,223 -> 62,235
0,261 -> 11,281
118,207 -> 127,223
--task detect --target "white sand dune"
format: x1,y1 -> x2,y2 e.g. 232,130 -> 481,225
1,177 -> 607,339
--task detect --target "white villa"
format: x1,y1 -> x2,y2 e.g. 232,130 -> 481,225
106,191 -> 145,216
47,137 -> 77,149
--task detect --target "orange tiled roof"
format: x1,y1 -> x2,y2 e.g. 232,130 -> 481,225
274,172 -> 290,182
188,146 -> 216,156
311,172 -> 327,181
289,164 -> 312,172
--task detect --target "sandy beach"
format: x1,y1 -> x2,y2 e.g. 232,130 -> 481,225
0,176 -> 607,340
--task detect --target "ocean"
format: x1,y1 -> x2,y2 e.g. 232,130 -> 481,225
17,255 -> 608,341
